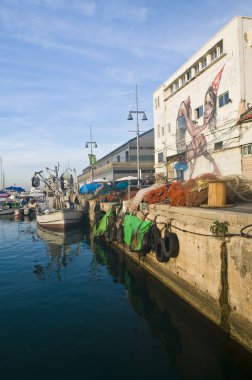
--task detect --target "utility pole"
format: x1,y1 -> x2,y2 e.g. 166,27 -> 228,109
0,157 -> 2,189
127,85 -> 147,188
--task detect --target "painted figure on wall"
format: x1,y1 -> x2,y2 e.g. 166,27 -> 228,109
176,65 -> 224,178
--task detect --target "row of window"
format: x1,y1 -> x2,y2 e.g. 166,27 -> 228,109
130,146 -> 154,150
114,169 -> 154,174
157,142 -> 251,158
166,40 -> 223,96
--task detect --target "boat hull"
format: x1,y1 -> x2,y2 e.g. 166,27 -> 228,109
0,209 -> 14,216
36,209 -> 84,231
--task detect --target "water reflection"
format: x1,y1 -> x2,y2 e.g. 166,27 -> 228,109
92,240 -> 252,380
34,226 -> 85,281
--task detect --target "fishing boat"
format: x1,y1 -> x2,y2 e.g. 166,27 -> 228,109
33,168 -> 84,231
36,208 -> 84,231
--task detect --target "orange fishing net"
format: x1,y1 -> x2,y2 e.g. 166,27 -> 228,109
168,174 -> 217,207
142,185 -> 169,204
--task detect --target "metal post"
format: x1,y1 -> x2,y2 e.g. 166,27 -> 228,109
136,85 -> 140,188
0,157 -> 2,189
127,84 -> 147,189
85,125 -> 97,183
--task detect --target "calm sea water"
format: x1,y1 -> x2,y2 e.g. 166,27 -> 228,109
0,216 -> 252,380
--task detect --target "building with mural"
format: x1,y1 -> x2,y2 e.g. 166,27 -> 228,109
153,16 -> 252,181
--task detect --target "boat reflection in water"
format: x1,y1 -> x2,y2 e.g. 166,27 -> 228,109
91,240 -> 252,380
34,225 -> 85,280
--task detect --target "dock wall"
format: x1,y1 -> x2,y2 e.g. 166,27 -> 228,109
87,200 -> 252,353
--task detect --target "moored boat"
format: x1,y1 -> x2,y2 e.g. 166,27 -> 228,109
36,208 -> 84,231
33,167 -> 85,231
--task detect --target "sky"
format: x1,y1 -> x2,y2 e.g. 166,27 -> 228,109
0,0 -> 251,189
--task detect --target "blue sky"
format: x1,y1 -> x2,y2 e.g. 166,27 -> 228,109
0,0 -> 251,188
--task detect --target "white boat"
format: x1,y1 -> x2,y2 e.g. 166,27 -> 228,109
33,167 -> 85,231
36,208 -> 84,231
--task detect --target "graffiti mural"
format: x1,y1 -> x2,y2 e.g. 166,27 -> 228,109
176,66 -> 224,178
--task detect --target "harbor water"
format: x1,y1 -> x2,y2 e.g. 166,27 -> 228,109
0,216 -> 252,380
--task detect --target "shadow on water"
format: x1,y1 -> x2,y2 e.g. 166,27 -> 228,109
91,238 -> 252,380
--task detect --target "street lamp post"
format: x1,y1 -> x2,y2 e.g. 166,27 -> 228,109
85,125 -> 97,182
127,84 -> 147,188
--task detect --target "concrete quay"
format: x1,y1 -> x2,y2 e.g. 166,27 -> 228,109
87,199 -> 252,353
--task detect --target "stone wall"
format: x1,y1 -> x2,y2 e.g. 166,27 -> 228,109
89,200 -> 252,352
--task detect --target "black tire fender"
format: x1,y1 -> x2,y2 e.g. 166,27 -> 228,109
149,224 -> 161,252
163,231 -> 180,258
155,238 -> 169,262
140,231 -> 151,256
117,224 -> 124,243
110,226 -> 118,242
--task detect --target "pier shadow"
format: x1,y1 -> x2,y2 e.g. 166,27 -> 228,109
91,239 -> 252,380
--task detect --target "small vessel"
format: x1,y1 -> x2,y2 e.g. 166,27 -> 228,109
36,208 -> 84,231
33,167 -> 84,231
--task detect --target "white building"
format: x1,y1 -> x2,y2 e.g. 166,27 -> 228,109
77,129 -> 155,184
153,16 -> 252,181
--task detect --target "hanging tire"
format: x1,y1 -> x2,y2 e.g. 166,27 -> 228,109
155,238 -> 169,262
110,226 -> 118,242
117,224 -> 124,243
140,231 -> 151,256
163,231 -> 180,258
149,224 -> 161,252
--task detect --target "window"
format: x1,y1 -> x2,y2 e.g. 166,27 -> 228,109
161,126 -> 164,136
155,97 -> 160,109
158,152 -> 164,163
167,123 -> 171,133
211,49 -> 217,61
214,141 -> 223,150
186,70 -> 191,81
117,155 -> 120,162
201,57 -> 207,69
182,76 -> 185,85
242,144 -> 252,156
194,64 -> 199,75
177,116 -> 185,129
219,91 -> 229,108
175,81 -> 179,90
219,41 -> 223,55
195,105 -> 203,119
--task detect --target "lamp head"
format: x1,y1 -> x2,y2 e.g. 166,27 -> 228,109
127,112 -> 133,120
85,143 -> 88,148
94,142 -> 98,148
142,112 -> 147,121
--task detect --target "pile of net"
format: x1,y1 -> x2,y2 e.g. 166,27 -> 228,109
129,183 -> 167,209
168,173 -> 217,207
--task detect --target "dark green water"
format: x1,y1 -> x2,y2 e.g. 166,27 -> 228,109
0,216 -> 251,380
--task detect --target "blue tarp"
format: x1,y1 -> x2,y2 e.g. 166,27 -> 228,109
115,181 -> 128,190
5,186 -> 25,192
79,183 -> 102,194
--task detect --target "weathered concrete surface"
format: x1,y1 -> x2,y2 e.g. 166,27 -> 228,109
89,200 -> 252,353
